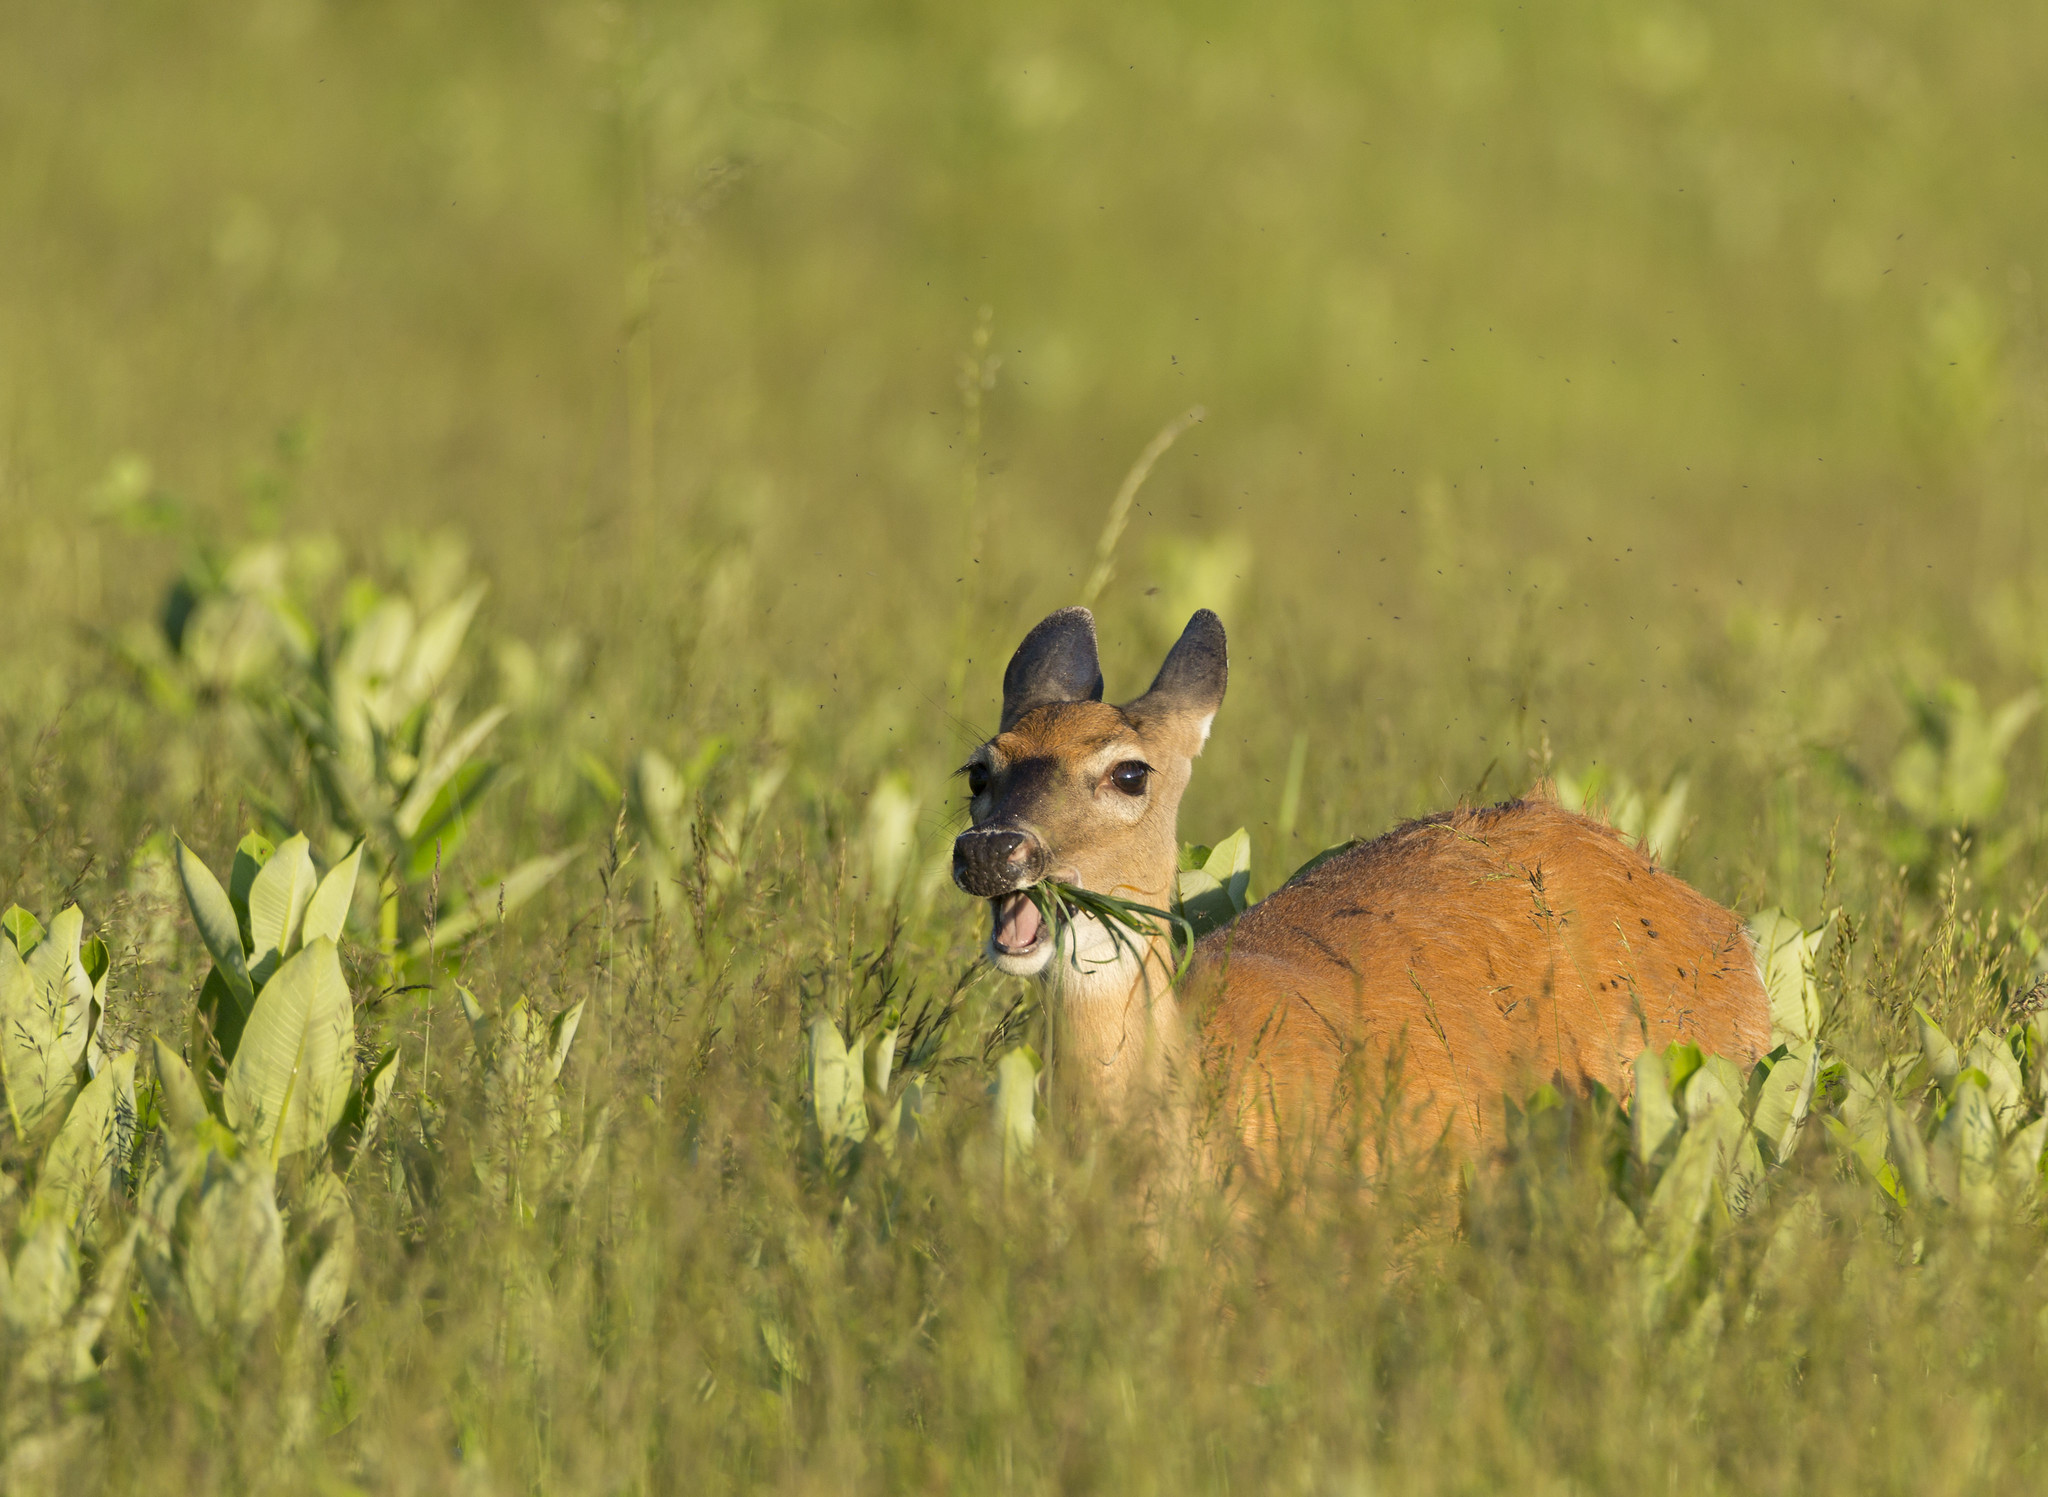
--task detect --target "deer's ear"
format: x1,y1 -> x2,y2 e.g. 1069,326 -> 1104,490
1126,610 -> 1227,756
1001,607 -> 1104,731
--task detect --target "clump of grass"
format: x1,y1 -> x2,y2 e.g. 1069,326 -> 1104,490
1022,878 -> 1195,981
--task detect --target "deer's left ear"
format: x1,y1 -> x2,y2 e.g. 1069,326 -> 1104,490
1125,610 -> 1227,756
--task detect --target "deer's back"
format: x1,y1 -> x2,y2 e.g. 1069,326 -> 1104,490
1184,797 -> 1769,1157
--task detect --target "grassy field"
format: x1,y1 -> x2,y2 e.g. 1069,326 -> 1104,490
4,0 -> 2048,1490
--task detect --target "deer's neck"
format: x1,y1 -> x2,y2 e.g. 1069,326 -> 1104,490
1043,879 -> 1188,1122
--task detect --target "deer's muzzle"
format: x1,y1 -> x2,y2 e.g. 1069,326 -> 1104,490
952,826 -> 1045,898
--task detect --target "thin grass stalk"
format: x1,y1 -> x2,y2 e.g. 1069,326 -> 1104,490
1079,405 -> 1206,607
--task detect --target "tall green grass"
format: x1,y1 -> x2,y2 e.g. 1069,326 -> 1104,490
2,0 -> 2048,1490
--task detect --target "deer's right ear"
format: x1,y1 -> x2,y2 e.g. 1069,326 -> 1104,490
1126,609 -> 1228,755
1000,607 -> 1105,731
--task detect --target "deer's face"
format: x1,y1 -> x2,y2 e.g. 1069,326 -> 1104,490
953,608 -> 1226,978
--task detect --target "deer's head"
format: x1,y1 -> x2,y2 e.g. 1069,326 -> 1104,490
953,608 -> 1228,978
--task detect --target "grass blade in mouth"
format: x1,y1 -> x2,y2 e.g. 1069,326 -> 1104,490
1020,879 -> 1195,983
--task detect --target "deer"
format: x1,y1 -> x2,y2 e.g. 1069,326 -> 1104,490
951,606 -> 1771,1171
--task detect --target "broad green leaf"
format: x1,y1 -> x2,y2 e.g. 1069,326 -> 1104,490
1749,1044 -> 1815,1164
152,1035 -> 210,1132
194,966 -> 250,1074
174,836 -> 254,1012
2,905 -> 44,955
33,1050 -> 137,1234
992,1045 -> 1040,1172
1825,1068 -> 1902,1203
548,1001 -> 584,1084
229,832 -> 275,949
760,1317 -> 806,1384
628,748 -> 681,831
397,579 -> 487,708
223,938 -> 355,1164
4,1217 -> 79,1336
394,704 -> 508,839
182,1153 -> 285,1336
300,838 -> 364,945
402,758 -> 500,877
809,1017 -> 867,1145
27,907 -> 98,1076
1886,1101 -> 1933,1202
1641,1099 -> 1743,1324
296,1169 -> 355,1339
1963,1031 -> 2026,1129
1936,1077 -> 2000,1219
2002,1117 -> 2047,1197
1632,1047 -> 1680,1170
1177,828 -> 1253,936
1682,1053 -> 1745,1123
1750,910 -> 1823,1045
866,1025 -> 900,1100
1202,829 -> 1253,911
410,847 -> 578,955
26,1220 -> 140,1385
0,931 -> 80,1136
247,833 -> 317,977
81,935 -> 109,992
329,1046 -> 400,1176
1915,1006 -> 1960,1086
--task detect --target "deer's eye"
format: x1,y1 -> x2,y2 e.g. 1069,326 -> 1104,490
1109,761 -> 1151,797
967,764 -> 991,798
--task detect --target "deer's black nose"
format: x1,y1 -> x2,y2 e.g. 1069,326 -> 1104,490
952,827 -> 1043,897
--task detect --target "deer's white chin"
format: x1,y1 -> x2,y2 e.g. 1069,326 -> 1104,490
989,936 -> 1055,977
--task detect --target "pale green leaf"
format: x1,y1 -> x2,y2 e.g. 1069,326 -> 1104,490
300,838 -> 364,946
1749,1044 -> 1815,1164
393,704 -> 507,839
1937,1077 -> 2000,1219
2,905 -> 44,956
183,1155 -> 285,1336
223,939 -> 356,1163
1683,1054 -> 1745,1123
397,579 -> 486,709
229,832 -> 274,954
0,934 -> 79,1137
1963,1031 -> 2025,1129
33,1050 -> 137,1234
174,836 -> 254,1011
26,907 -> 97,1078
1632,1046 -> 1680,1169
3,1217 -> 79,1336
1886,1101 -> 1932,1202
866,1025 -> 899,1100
548,1001 -> 584,1084
809,1017 -> 867,1145
1915,1006 -> 1960,1085
38,1220 -> 139,1384
991,1045 -> 1040,1172
628,747 -> 682,832
152,1035 -> 210,1132
1750,909 -> 1823,1046
2002,1117 -> 2046,1197
247,832 -> 317,974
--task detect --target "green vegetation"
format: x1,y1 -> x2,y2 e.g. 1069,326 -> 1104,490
4,0 -> 2048,1490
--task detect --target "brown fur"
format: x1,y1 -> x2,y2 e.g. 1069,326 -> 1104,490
1183,795 -> 1770,1163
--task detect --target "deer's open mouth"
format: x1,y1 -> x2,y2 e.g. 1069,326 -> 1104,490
990,890 -> 1047,956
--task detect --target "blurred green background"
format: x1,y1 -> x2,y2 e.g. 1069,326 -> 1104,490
6,3 -> 2048,1488
9,0 -> 2048,919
